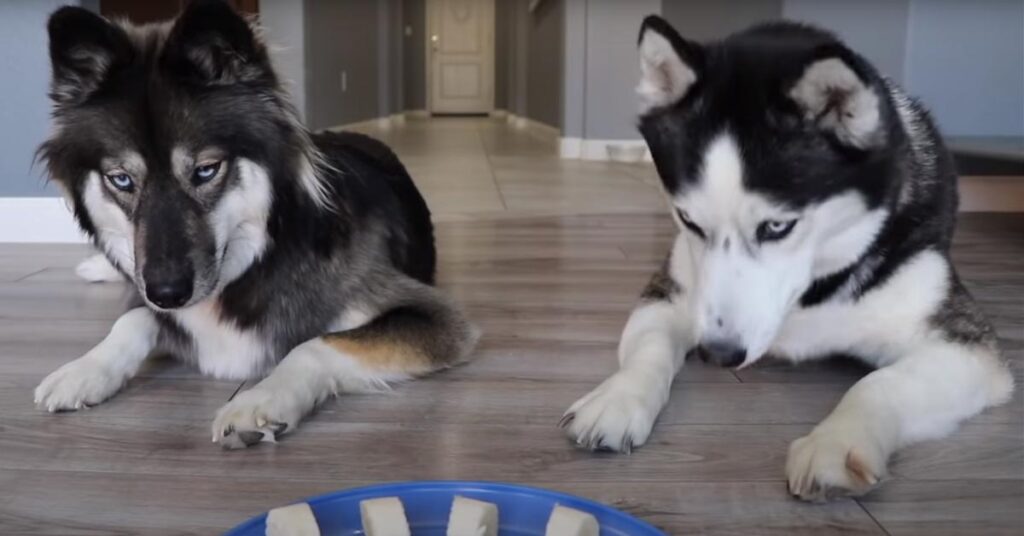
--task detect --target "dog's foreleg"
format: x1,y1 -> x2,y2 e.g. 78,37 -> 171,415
212,279 -> 479,449
75,253 -> 125,283
34,307 -> 158,411
786,341 -> 1013,502
561,265 -> 688,452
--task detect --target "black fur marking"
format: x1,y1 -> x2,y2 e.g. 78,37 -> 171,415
640,258 -> 680,302
931,276 -> 998,350
799,266 -> 854,307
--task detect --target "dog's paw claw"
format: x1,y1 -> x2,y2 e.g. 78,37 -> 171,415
786,427 -> 886,502
34,357 -> 123,412
562,373 -> 658,454
212,388 -> 300,450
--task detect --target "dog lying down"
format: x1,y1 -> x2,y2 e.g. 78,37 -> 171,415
34,0 -> 479,449
560,16 -> 1014,502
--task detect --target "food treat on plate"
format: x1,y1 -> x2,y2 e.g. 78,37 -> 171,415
265,502 -> 320,536
360,496 -> 412,536
446,495 -> 499,536
545,504 -> 599,536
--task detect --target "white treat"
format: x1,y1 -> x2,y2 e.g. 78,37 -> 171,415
545,505 -> 599,536
265,502 -> 320,536
446,496 -> 498,536
360,497 -> 412,536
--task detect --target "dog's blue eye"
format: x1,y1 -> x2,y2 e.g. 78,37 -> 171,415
105,172 -> 134,192
193,162 -> 221,184
756,219 -> 797,242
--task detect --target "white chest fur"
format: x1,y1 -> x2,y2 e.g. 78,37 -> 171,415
171,301 -> 271,380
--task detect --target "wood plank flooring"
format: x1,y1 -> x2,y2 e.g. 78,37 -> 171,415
0,118 -> 1021,535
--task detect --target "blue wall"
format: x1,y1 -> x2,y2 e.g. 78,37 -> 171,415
665,0 -> 1024,138
0,1 -> 72,197
905,0 -> 1024,137
783,0 -> 911,84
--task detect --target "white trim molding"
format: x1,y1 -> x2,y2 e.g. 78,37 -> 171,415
562,138 -> 653,162
504,112 -> 561,144
328,112 -> 410,132
0,197 -> 86,243
559,137 -> 583,159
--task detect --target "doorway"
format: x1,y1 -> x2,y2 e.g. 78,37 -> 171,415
426,0 -> 495,114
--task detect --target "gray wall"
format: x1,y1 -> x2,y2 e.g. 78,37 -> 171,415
661,0 -> 1024,138
304,0 -> 380,130
526,0 -> 565,128
662,0 -> 910,82
561,0 -> 586,137
402,0 -> 426,111
582,0 -> 660,140
783,0 -> 910,85
904,0 -> 1024,137
380,0 -> 405,117
512,0 -> 530,116
259,0 -> 307,121
662,0 -> 781,42
499,0 -> 532,118
494,0 -> 512,110
0,0 -> 75,198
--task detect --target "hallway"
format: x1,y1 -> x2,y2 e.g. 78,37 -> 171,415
342,116 -> 665,217
0,118 -> 1020,535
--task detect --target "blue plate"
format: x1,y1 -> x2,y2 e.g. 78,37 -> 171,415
225,481 -> 665,536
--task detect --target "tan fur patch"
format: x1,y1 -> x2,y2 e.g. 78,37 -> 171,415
845,450 -> 879,488
323,336 -> 435,376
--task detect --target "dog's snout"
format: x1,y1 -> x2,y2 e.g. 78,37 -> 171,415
145,276 -> 193,309
696,340 -> 747,368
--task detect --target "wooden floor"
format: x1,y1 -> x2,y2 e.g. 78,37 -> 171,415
1,118 -> 1022,535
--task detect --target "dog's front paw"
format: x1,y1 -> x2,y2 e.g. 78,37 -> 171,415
34,357 -> 125,412
75,254 -> 124,283
560,372 -> 661,453
786,423 -> 887,502
212,388 -> 302,450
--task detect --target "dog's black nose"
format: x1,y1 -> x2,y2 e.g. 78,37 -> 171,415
696,341 -> 747,368
145,278 -> 193,309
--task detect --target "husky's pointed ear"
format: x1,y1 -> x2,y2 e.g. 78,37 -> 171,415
637,15 -> 701,114
163,0 -> 270,85
788,55 -> 884,149
47,7 -> 132,105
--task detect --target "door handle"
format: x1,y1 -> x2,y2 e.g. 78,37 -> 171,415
431,34 -> 439,51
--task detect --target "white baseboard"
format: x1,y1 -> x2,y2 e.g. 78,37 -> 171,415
405,109 -> 430,119
0,197 -> 86,243
329,112 -> 413,132
505,113 -> 560,144
326,117 -> 379,132
560,137 -> 583,159
561,138 -> 653,162
489,109 -> 509,119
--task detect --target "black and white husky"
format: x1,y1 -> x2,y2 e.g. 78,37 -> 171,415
561,16 -> 1014,501
34,1 -> 478,449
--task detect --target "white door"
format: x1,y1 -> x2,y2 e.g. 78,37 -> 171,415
427,0 -> 494,114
